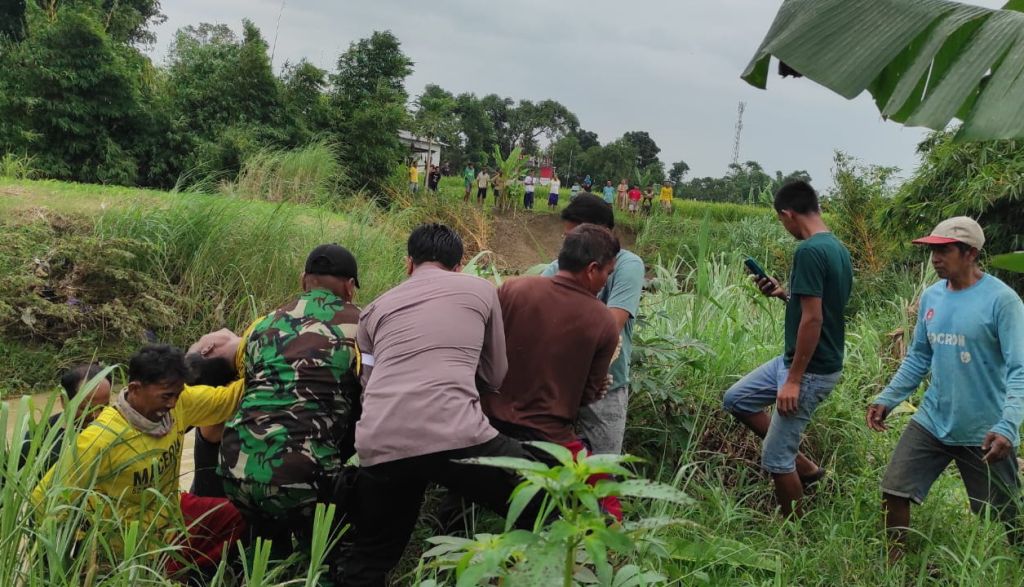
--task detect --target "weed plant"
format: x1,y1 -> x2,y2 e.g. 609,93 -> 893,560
229,140 -> 347,205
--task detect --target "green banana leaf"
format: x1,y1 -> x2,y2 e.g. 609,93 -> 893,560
992,251 -> 1024,273
742,0 -> 1024,140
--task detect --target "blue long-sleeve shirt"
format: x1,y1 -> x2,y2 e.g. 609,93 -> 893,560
875,274 -> 1024,446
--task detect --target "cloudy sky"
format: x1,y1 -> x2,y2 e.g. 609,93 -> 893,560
147,0 -> 1005,189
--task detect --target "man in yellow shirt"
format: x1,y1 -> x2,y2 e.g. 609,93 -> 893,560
409,161 -> 420,193
659,181 -> 674,214
33,344 -> 247,579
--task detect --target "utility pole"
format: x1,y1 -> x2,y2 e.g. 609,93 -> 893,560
270,0 -> 286,68
732,101 -> 746,166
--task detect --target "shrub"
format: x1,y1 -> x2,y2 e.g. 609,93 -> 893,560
230,139 -> 346,204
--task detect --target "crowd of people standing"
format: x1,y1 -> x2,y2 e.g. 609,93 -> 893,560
408,157 -> 678,216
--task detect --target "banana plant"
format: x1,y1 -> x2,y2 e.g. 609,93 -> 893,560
492,145 -> 528,212
743,0 -> 1024,140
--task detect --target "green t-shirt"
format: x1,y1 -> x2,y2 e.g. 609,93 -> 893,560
784,232 -> 853,374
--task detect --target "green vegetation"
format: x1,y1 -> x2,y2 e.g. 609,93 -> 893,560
744,0 -> 1024,141
3,163 -> 1024,585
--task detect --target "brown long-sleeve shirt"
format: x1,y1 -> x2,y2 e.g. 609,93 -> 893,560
355,265 -> 507,466
483,274 -> 619,444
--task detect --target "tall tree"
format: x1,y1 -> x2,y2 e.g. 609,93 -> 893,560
0,0 -> 26,42
622,131 -> 661,169
571,128 -> 600,151
1,9 -> 145,183
668,160 -> 690,184
329,30 -> 413,189
32,0 -> 166,45
413,84 -> 462,166
281,59 -> 331,139
579,138 -> 638,185
454,92 -> 496,166
505,99 -> 579,155
165,20 -> 289,177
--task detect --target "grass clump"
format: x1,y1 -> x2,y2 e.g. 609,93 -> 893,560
229,140 -> 347,205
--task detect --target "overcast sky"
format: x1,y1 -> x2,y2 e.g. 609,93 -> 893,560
146,0 -> 1005,189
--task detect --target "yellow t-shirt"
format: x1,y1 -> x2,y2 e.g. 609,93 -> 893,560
659,186 -> 673,202
32,381 -> 244,535
409,165 -> 419,182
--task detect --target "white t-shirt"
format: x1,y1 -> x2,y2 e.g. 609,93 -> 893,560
524,176 -> 535,193
549,180 -> 561,194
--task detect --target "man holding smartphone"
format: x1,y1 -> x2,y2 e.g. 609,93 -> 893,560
722,181 -> 853,517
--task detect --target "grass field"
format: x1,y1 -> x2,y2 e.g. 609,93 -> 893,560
3,177 -> 1024,585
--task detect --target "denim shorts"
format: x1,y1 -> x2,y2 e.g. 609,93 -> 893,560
722,355 -> 841,474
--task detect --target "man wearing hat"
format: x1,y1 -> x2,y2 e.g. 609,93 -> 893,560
867,217 -> 1024,561
218,243 -> 362,578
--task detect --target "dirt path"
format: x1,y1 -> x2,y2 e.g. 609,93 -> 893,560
487,210 -> 637,273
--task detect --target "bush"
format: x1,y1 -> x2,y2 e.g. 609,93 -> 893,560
0,152 -> 38,180
231,140 -> 346,204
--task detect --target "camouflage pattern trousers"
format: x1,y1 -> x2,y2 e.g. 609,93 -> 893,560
222,477 -> 349,582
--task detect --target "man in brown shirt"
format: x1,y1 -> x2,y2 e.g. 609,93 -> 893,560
484,224 -> 621,444
341,223 -> 538,587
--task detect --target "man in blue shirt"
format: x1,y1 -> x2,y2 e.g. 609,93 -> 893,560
541,194 -> 645,456
867,217 -> 1024,562
601,180 -> 616,205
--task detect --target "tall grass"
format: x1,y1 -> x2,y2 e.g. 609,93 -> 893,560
229,140 -> 347,205
623,240 -> 1024,585
91,194 -> 407,345
6,176 -> 1024,585
0,153 -> 39,180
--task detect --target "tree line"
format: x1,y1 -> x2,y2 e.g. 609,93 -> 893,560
0,1 -> 810,202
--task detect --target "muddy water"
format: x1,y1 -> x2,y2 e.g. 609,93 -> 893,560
4,393 -> 197,491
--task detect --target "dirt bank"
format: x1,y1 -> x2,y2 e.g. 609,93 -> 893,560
487,210 -> 637,273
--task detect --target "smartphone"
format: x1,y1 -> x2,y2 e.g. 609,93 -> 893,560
744,256 -> 768,280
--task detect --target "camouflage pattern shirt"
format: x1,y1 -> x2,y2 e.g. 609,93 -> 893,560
218,288 -> 360,490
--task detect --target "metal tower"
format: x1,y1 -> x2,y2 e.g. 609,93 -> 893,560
732,101 -> 746,166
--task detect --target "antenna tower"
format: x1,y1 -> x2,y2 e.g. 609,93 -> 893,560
732,101 -> 746,166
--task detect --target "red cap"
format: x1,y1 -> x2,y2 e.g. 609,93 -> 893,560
911,235 -> 961,245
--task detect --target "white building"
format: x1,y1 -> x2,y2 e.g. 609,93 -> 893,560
398,130 -> 445,173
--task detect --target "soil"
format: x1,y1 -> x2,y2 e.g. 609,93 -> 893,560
486,210 -> 637,273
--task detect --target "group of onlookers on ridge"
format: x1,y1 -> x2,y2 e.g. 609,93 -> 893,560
27,181 -> 1024,584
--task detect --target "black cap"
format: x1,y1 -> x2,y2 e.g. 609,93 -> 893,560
305,244 -> 360,288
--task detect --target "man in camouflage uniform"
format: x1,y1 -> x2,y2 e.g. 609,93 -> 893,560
218,244 -> 361,574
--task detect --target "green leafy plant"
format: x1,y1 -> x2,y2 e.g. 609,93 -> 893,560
491,145 -> 527,212
416,443 -> 693,587
743,0 -> 1024,140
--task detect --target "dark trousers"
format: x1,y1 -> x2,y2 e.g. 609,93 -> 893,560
339,434 -> 535,586
524,192 -> 535,209
882,420 -> 1021,536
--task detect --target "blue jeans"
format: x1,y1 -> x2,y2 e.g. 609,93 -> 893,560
722,356 -> 841,474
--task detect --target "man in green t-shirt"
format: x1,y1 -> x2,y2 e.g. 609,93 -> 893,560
462,163 -> 476,202
722,181 -> 853,516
